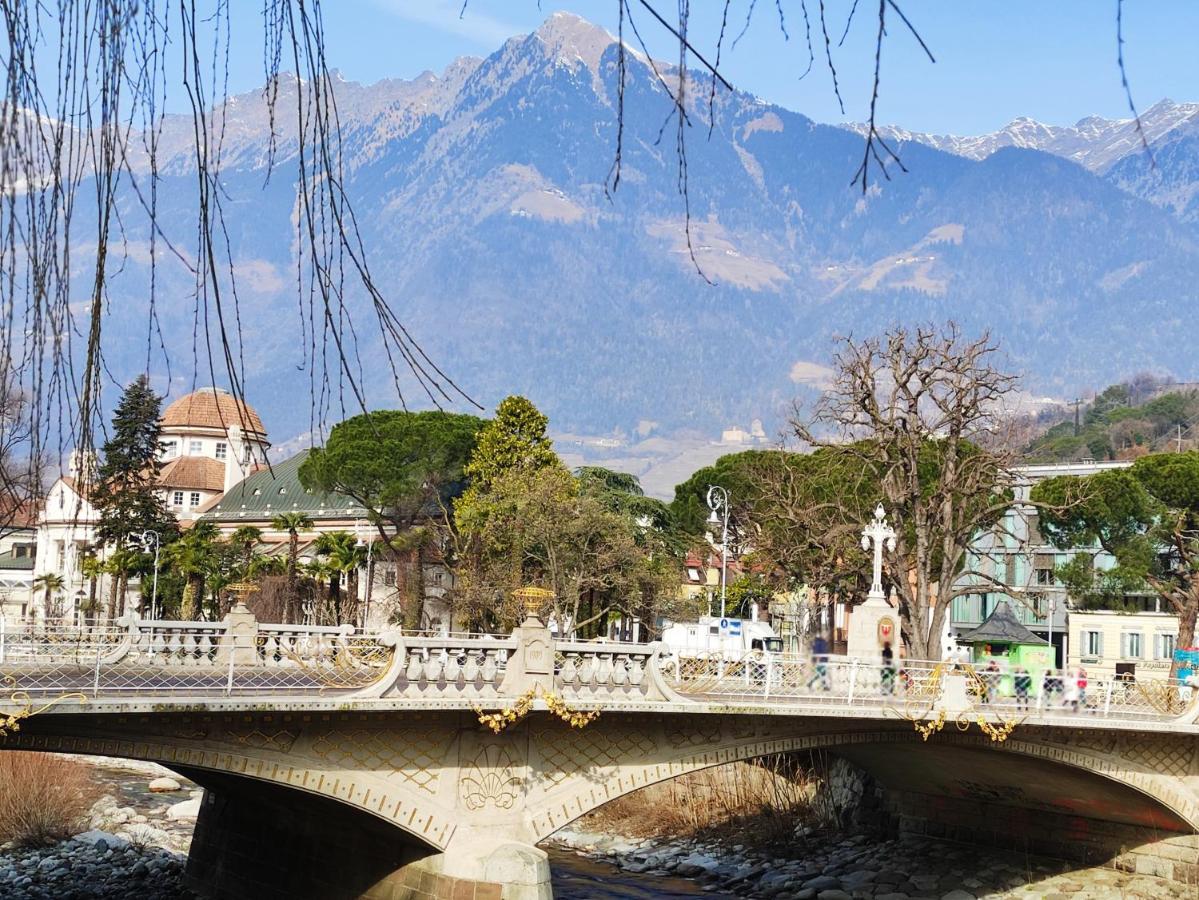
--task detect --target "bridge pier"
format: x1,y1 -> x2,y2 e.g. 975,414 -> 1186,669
181,769 -> 551,900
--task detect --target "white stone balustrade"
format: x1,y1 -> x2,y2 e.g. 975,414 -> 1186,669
383,636 -> 517,698
257,623 -> 354,667
553,641 -> 673,701
127,620 -> 226,666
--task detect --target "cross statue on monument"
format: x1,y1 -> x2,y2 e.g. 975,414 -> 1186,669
860,504 -> 897,602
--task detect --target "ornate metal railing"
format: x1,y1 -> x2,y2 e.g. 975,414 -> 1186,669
661,650 -> 1199,723
0,613 -> 1196,728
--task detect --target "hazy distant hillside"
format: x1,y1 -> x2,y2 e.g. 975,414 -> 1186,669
90,12 -> 1199,452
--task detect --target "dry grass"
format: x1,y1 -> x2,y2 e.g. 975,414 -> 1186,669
0,752 -> 101,847
582,756 -> 819,846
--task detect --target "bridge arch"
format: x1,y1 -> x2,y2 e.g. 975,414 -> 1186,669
0,714 -> 458,854
528,722 -> 1199,844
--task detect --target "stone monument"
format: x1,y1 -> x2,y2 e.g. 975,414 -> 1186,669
847,504 -> 898,660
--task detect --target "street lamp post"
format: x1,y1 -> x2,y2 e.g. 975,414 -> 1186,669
137,530 -> 161,620
706,485 -> 729,618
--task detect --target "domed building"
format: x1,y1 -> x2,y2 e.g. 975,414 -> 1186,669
157,388 -> 271,517
24,387 -> 272,623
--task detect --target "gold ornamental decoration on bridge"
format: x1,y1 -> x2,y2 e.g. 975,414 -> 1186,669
0,676 -> 87,739
513,586 -> 555,619
893,661 -> 1021,744
473,684 -> 601,734
226,581 -> 259,612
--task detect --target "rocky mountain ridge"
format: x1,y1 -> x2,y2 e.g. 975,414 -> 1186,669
86,12 -> 1199,492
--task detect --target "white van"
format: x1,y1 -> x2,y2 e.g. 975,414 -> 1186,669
660,614 -> 784,660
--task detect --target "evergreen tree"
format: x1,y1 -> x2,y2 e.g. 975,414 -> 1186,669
91,376 -> 176,616
463,396 -> 557,493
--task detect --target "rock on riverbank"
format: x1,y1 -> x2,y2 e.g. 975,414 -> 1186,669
548,826 -> 1192,899
0,835 -> 192,900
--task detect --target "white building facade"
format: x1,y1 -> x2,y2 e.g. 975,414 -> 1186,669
26,388 -> 270,623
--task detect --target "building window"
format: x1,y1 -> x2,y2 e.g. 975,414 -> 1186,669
382,567 -> 397,587
189,492 -> 201,507
431,570 -> 444,585
1004,554 -> 1017,586
161,439 -> 177,458
188,440 -> 203,455
687,567 -> 702,582
1081,630 -> 1103,658
215,442 -> 227,460
173,491 -> 184,506
1155,633 -> 1177,660
1121,631 -> 1143,659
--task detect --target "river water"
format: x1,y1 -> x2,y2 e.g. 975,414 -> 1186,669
547,848 -> 731,898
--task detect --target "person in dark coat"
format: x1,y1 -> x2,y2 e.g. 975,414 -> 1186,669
1012,666 -> 1032,711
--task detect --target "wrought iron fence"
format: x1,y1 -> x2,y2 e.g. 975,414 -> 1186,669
661,650 -> 1198,723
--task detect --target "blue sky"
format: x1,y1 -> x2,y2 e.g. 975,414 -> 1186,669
216,1 -> 1199,134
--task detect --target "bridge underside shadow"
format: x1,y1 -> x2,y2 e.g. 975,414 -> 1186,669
826,741 -> 1198,881
175,767 -> 440,900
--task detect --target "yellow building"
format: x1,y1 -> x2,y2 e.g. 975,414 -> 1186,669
1067,609 -> 1178,680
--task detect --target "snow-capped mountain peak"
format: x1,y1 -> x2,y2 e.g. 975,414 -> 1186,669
851,99 -> 1199,174
532,11 -> 616,75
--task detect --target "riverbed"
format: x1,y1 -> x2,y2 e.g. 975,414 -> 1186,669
79,762 -> 722,898
0,759 -> 1190,899
548,847 -> 730,898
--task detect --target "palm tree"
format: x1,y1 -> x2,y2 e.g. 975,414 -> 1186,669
315,531 -> 366,624
229,525 -> 263,575
247,554 -> 286,578
207,571 -> 235,617
271,512 -> 313,623
32,573 -> 65,623
79,553 -> 104,624
164,522 -> 219,620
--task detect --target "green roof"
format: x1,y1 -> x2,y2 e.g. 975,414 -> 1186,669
201,450 -> 368,522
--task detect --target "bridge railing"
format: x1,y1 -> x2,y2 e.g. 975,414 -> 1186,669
0,615 -> 397,699
554,640 -> 666,701
381,635 -> 517,699
0,622 -> 129,664
661,651 -> 1197,722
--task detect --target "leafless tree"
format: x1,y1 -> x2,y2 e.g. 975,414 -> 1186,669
793,323 -> 1029,659
0,371 -> 35,536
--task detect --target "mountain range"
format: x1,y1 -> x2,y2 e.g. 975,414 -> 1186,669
88,12 -> 1199,494
851,99 -> 1199,223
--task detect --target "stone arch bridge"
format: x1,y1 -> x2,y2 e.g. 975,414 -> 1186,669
1,609 -> 1198,899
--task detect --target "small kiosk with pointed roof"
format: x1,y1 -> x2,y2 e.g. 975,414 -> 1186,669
958,600 -> 1054,672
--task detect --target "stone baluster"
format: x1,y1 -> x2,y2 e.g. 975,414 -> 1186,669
559,653 -> 579,687
147,630 -> 166,665
444,648 -> 462,686
405,650 -> 424,685
422,651 -> 443,686
628,654 -> 646,689
462,648 -> 481,685
480,649 -> 498,686
611,654 -> 630,688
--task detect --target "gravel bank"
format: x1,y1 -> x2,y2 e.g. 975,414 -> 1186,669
548,826 -> 1193,899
